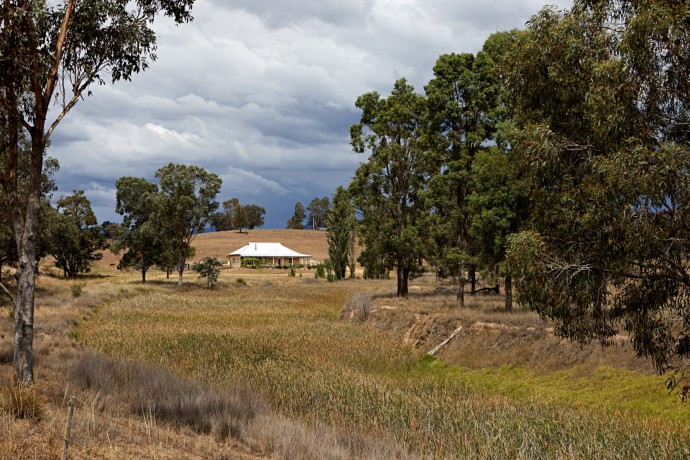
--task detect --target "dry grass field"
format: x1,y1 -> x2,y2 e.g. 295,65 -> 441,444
3,237 -> 690,458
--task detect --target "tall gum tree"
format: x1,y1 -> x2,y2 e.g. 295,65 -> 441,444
0,0 -> 195,384
505,1 -> 690,374
350,78 -> 431,298
155,163 -> 221,287
425,37 -> 509,306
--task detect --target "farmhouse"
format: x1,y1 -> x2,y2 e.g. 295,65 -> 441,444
227,242 -> 311,267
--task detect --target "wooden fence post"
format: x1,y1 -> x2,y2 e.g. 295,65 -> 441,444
62,396 -> 76,460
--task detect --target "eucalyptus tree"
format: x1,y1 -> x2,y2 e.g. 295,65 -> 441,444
155,163 -> 221,287
350,78 -> 431,297
286,202 -> 306,229
425,40 -> 508,306
505,1 -> 690,373
45,190 -> 106,279
0,0 -> 195,384
307,197 -> 330,229
114,177 -> 162,283
243,204 -> 265,230
468,147 -> 529,311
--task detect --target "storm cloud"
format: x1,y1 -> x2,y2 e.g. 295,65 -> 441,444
48,0 -> 572,227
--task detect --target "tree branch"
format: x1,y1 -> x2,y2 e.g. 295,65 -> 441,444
0,281 -> 15,304
43,0 -> 77,110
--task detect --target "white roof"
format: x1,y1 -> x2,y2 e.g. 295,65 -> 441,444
228,242 -> 310,258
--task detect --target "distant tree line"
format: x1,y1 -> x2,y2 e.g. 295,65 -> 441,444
210,198 -> 265,233
114,163 -> 221,286
286,197 -> 330,229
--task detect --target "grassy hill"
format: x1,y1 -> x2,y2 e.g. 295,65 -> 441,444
97,229 -> 334,268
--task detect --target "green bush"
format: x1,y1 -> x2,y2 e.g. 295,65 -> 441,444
70,283 -> 84,298
289,266 -> 296,277
192,257 -> 223,288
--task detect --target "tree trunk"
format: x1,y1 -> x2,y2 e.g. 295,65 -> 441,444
12,129 -> 45,386
396,265 -> 409,297
505,275 -> 513,312
177,251 -> 185,287
14,250 -> 37,385
470,264 -> 476,295
457,261 -> 465,308
141,267 -> 147,283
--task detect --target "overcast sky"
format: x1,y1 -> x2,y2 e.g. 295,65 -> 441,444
48,0 -> 572,229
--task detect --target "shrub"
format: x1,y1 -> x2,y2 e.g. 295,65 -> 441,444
314,264 -> 326,279
192,257 -> 222,288
70,283 -> 84,297
288,266 -> 296,277
236,278 -> 247,286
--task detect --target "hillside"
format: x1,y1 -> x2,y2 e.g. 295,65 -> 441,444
97,229 -> 336,268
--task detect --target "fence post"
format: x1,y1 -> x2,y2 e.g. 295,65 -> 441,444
62,396 -> 76,460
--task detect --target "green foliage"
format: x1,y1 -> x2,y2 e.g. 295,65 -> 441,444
212,198 -> 265,232
286,202 -> 306,229
44,190 -> 106,279
323,258 -> 335,282
307,197 -> 330,229
114,176 -> 163,283
240,257 -> 263,268
505,2 -> 690,372
350,78 -> 431,297
314,263 -> 326,279
192,257 -> 222,288
154,163 -> 222,286
70,283 -> 84,298
326,187 -> 356,280
288,266 -> 296,277
424,39 -> 512,304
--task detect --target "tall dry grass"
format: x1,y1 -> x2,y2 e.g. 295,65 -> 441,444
76,278 -> 690,458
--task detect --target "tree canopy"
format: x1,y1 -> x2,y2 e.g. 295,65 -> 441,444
350,79 -> 430,297
155,163 -> 221,287
114,176 -> 162,283
505,0 -> 690,372
0,0 -> 196,384
286,202 -> 306,229
45,190 -> 106,279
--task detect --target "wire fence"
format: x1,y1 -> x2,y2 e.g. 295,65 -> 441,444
62,395 -> 211,459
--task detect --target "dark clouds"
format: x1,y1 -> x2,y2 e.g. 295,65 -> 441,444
47,0 -> 571,228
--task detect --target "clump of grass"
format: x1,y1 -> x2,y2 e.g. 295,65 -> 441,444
0,379 -> 45,420
340,293 -> 372,321
236,278 -> 247,286
70,351 -> 263,440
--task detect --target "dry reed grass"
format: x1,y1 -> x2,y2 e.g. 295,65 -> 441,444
76,278 -> 690,458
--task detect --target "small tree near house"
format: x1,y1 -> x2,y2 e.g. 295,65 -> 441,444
192,257 -> 222,288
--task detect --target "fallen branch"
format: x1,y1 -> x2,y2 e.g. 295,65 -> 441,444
427,326 -> 463,356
